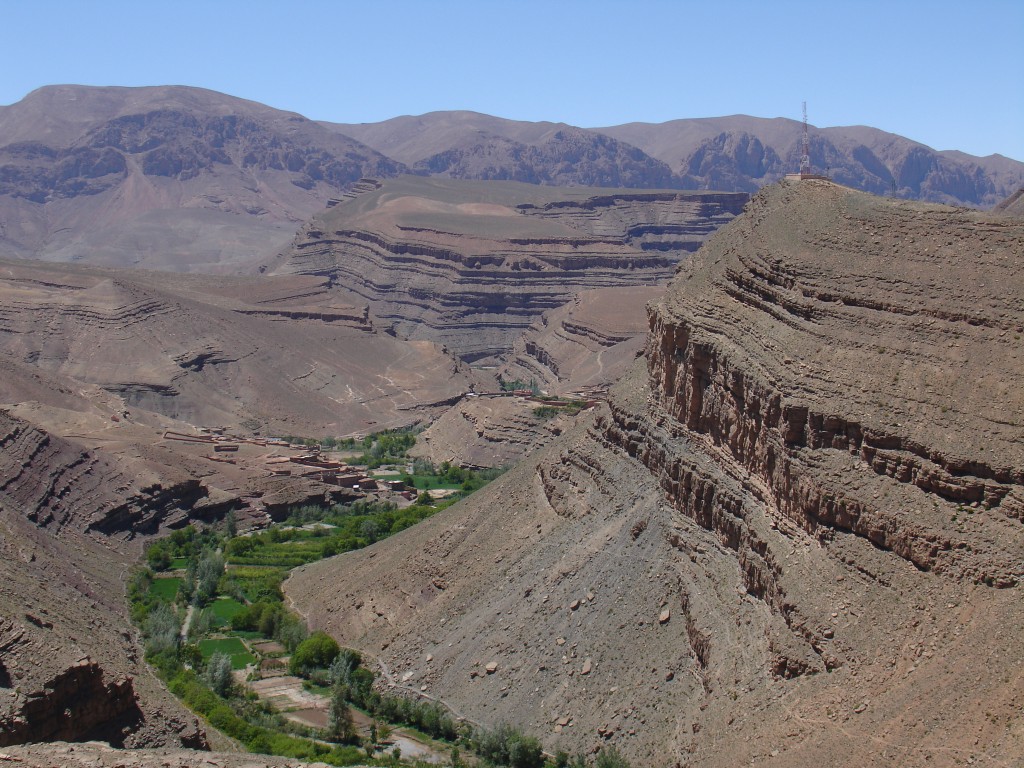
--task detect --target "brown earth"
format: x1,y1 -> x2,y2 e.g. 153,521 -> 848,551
286,180 -> 1024,766
500,285 -> 664,394
0,406 -> 207,749
273,176 -> 746,362
3,88 -> 1020,278
0,257 -> 472,437
0,85 -> 404,271
994,187 -> 1024,217
410,395 -> 577,470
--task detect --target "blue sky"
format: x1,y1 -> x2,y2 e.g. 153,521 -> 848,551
3,0 -> 1022,161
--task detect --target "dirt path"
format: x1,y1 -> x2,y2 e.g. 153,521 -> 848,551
180,604 -> 195,640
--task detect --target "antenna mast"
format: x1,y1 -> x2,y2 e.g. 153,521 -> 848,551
800,101 -> 811,175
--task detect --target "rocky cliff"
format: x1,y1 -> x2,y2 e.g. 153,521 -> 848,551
500,285 -> 663,394
275,176 -> 746,362
0,409 -> 206,748
286,180 -> 1024,766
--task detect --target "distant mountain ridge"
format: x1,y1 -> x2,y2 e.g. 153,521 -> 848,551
0,85 -> 405,270
1,85 -> 1021,271
333,111 -> 1023,206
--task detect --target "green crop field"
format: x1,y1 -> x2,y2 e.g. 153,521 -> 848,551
149,577 -> 181,601
199,637 -> 255,669
209,597 -> 246,626
170,557 -> 189,569
228,540 -> 327,569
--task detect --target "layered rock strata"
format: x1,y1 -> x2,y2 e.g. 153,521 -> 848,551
286,181 -> 1024,766
501,285 -> 663,394
275,176 -> 746,362
0,259 -> 471,436
0,409 -> 206,748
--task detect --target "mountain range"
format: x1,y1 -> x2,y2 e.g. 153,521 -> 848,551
1,85 -> 1021,271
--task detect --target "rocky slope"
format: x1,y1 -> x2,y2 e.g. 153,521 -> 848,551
4,87 -> 1019,274
994,187 -> 1024,216
274,176 -> 746,362
597,116 -> 1024,206
0,257 -> 471,436
0,85 -> 404,271
500,285 -> 663,394
0,408 -> 207,749
286,180 -> 1024,766
410,394 -> 577,470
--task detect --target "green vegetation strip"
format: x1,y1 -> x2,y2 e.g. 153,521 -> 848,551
129,429 -> 627,767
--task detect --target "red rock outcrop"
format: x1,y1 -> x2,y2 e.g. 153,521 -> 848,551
0,409 -> 206,748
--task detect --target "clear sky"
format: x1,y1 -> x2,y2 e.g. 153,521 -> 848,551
3,0 -> 1022,161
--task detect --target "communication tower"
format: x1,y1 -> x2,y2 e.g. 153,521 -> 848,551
800,101 -> 811,175
786,102 -> 829,181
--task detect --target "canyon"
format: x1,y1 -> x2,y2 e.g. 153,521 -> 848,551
286,179 -> 1024,766
1,83 -> 1022,767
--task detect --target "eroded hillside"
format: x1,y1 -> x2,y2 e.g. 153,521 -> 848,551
275,176 -> 745,362
286,180 -> 1024,766
0,258 -> 471,436
0,408 -> 206,748
0,85 -> 404,271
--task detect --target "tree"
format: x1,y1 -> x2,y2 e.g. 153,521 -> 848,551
204,652 -> 234,697
146,542 -> 172,571
328,682 -> 356,743
144,603 -> 180,656
224,510 -> 237,538
194,549 -> 224,605
416,490 -> 434,506
289,630 -> 340,675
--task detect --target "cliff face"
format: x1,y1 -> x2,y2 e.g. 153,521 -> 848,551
0,409 -> 206,748
276,176 -> 746,362
286,181 -> 1024,766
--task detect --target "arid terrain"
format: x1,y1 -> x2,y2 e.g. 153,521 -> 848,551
271,176 -> 745,363
286,180 -> 1024,766
1,81 -> 1023,768
2,86 -> 1021,276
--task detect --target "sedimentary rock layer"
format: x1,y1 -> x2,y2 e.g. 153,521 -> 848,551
501,285 -> 663,394
0,258 -> 471,436
275,176 -> 746,361
0,409 -> 206,748
287,181 -> 1024,766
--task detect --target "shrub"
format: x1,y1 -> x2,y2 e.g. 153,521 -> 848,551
145,602 -> 180,656
594,746 -> 632,768
290,631 -> 340,676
